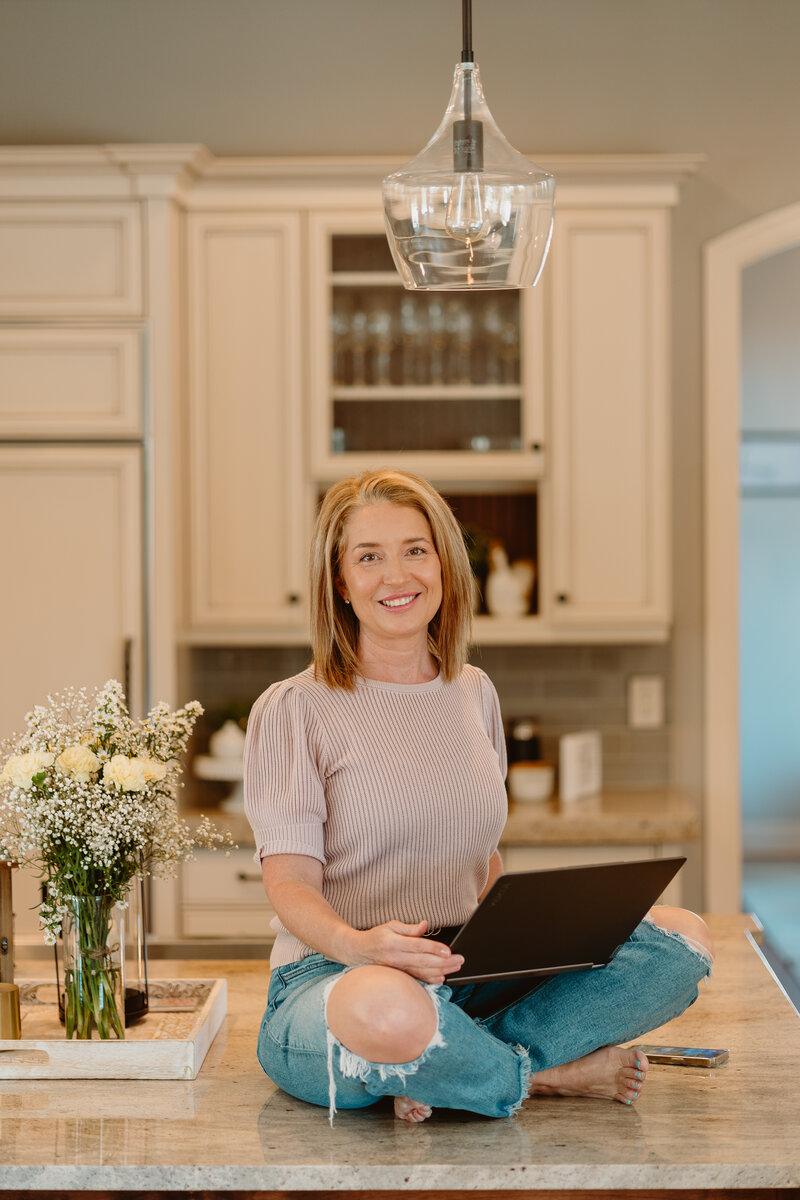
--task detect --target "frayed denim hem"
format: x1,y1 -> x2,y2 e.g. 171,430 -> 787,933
505,1043 -> 535,1117
322,971 -> 447,1125
642,914 -> 714,979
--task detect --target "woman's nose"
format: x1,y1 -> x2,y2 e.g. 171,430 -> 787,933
382,554 -> 408,583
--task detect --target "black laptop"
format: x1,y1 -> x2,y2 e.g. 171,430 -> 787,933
427,857 -> 685,985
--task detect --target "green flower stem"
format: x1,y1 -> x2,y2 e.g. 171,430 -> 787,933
63,895 -> 124,1040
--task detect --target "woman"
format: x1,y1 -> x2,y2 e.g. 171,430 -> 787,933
243,469 -> 714,1123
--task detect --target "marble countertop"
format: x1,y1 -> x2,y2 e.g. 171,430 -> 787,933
502,788 -> 700,844
1,914 -> 798,1192
190,788 -> 700,851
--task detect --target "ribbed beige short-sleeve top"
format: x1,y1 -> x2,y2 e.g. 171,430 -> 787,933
243,664 -> 508,968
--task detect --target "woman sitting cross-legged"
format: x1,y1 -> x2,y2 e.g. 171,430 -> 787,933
243,468 -> 714,1123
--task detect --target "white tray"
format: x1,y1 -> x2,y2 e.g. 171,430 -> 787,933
0,977 -> 227,1080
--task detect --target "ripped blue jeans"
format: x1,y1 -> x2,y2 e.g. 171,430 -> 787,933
256,917 -> 712,1122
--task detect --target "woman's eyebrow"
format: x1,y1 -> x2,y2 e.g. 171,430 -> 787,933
353,536 -> 431,549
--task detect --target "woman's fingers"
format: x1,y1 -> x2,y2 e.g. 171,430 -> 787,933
365,923 -> 464,981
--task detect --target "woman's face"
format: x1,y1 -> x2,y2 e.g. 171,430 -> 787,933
337,502 -> 443,648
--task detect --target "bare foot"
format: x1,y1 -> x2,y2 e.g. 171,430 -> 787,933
394,1095 -> 433,1123
529,1046 -> 648,1106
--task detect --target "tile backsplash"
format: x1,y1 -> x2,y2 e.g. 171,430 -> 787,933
183,642 -> 671,792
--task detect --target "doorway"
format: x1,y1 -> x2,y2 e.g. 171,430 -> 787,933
705,205 -> 800,1001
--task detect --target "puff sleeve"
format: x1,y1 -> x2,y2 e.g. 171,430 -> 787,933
243,681 -> 328,867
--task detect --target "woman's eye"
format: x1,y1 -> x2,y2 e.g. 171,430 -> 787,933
408,546 -> 426,556
359,552 -> 379,563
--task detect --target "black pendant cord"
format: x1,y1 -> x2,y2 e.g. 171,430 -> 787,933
461,0 -> 473,125
461,0 -> 474,62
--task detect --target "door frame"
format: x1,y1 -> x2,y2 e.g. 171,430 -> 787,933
704,202 -> 800,910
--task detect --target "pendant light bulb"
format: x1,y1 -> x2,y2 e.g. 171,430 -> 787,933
445,172 -> 490,244
382,3 -> 555,290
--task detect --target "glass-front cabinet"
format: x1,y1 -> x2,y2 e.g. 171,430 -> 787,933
308,210 -> 545,624
308,211 -> 546,484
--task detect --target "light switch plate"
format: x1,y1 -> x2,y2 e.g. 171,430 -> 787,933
559,731 -> 602,803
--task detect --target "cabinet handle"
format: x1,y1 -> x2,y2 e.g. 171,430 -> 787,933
556,592 -> 569,604
236,872 -> 262,883
123,637 -> 133,707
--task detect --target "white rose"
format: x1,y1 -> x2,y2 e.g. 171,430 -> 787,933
103,754 -> 147,793
139,756 -> 167,783
1,751 -> 55,790
55,744 -> 101,782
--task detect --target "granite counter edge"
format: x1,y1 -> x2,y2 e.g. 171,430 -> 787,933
2,1162 -> 797,1191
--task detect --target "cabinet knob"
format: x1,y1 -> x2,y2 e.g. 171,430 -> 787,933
530,441 -> 543,452
556,592 -> 569,604
287,593 -> 300,605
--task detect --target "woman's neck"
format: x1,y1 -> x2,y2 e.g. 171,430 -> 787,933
356,634 -> 439,685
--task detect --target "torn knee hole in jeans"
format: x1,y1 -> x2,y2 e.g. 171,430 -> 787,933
322,970 -> 446,1125
643,916 -> 715,976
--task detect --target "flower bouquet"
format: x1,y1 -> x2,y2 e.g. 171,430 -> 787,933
0,680 -> 232,1039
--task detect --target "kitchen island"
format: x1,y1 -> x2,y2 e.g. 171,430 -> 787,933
1,914 -> 798,1196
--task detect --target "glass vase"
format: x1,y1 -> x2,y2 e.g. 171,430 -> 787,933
57,893 -> 125,1039
54,879 -> 149,1037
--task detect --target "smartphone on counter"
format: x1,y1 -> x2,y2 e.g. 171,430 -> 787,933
636,1044 -> 729,1068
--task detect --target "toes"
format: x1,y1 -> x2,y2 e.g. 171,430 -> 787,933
616,1049 -> 648,1104
394,1096 -> 432,1122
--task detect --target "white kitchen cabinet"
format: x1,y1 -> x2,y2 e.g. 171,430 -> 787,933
0,326 -> 143,439
307,209 -> 546,484
501,842 -> 683,906
544,208 -> 670,633
0,201 -> 142,318
185,211 -> 309,632
180,848 -> 275,939
0,444 -> 146,933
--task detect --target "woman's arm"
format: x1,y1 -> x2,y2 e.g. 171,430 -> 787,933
479,849 -> 504,900
262,853 -> 464,985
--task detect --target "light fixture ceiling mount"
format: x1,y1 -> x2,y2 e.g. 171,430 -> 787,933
382,0 -> 555,290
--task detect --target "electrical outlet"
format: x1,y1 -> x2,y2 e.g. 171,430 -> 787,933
628,675 -> 665,729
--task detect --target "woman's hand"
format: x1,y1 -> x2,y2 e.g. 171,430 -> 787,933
346,920 -> 464,985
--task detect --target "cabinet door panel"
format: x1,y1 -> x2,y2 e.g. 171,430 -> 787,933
501,843 -> 681,904
548,210 -> 670,628
187,213 -> 305,627
0,327 -> 142,437
0,202 -> 142,317
0,445 -> 145,932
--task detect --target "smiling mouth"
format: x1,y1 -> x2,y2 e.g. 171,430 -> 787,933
379,594 -> 420,609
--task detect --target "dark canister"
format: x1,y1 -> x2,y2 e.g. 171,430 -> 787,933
507,717 -> 542,764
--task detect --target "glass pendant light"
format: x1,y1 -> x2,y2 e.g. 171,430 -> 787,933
382,0 -> 555,290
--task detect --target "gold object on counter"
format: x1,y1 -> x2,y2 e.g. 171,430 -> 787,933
0,981 -> 21,1039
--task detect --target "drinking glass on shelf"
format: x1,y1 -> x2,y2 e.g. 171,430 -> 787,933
427,297 -> 446,385
500,310 -> 520,384
400,296 -> 427,385
445,298 -> 473,385
350,305 -> 369,387
366,297 -> 395,387
331,296 -> 353,385
482,298 -> 504,385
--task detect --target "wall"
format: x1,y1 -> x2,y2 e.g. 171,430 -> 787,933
185,643 -> 672,811
5,0 -> 800,904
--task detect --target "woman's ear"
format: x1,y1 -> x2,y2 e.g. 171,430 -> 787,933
335,577 -> 350,605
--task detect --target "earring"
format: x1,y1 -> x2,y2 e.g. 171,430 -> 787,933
344,599 -> 350,605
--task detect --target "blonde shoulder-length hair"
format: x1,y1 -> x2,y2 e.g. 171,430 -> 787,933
310,469 -> 473,689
